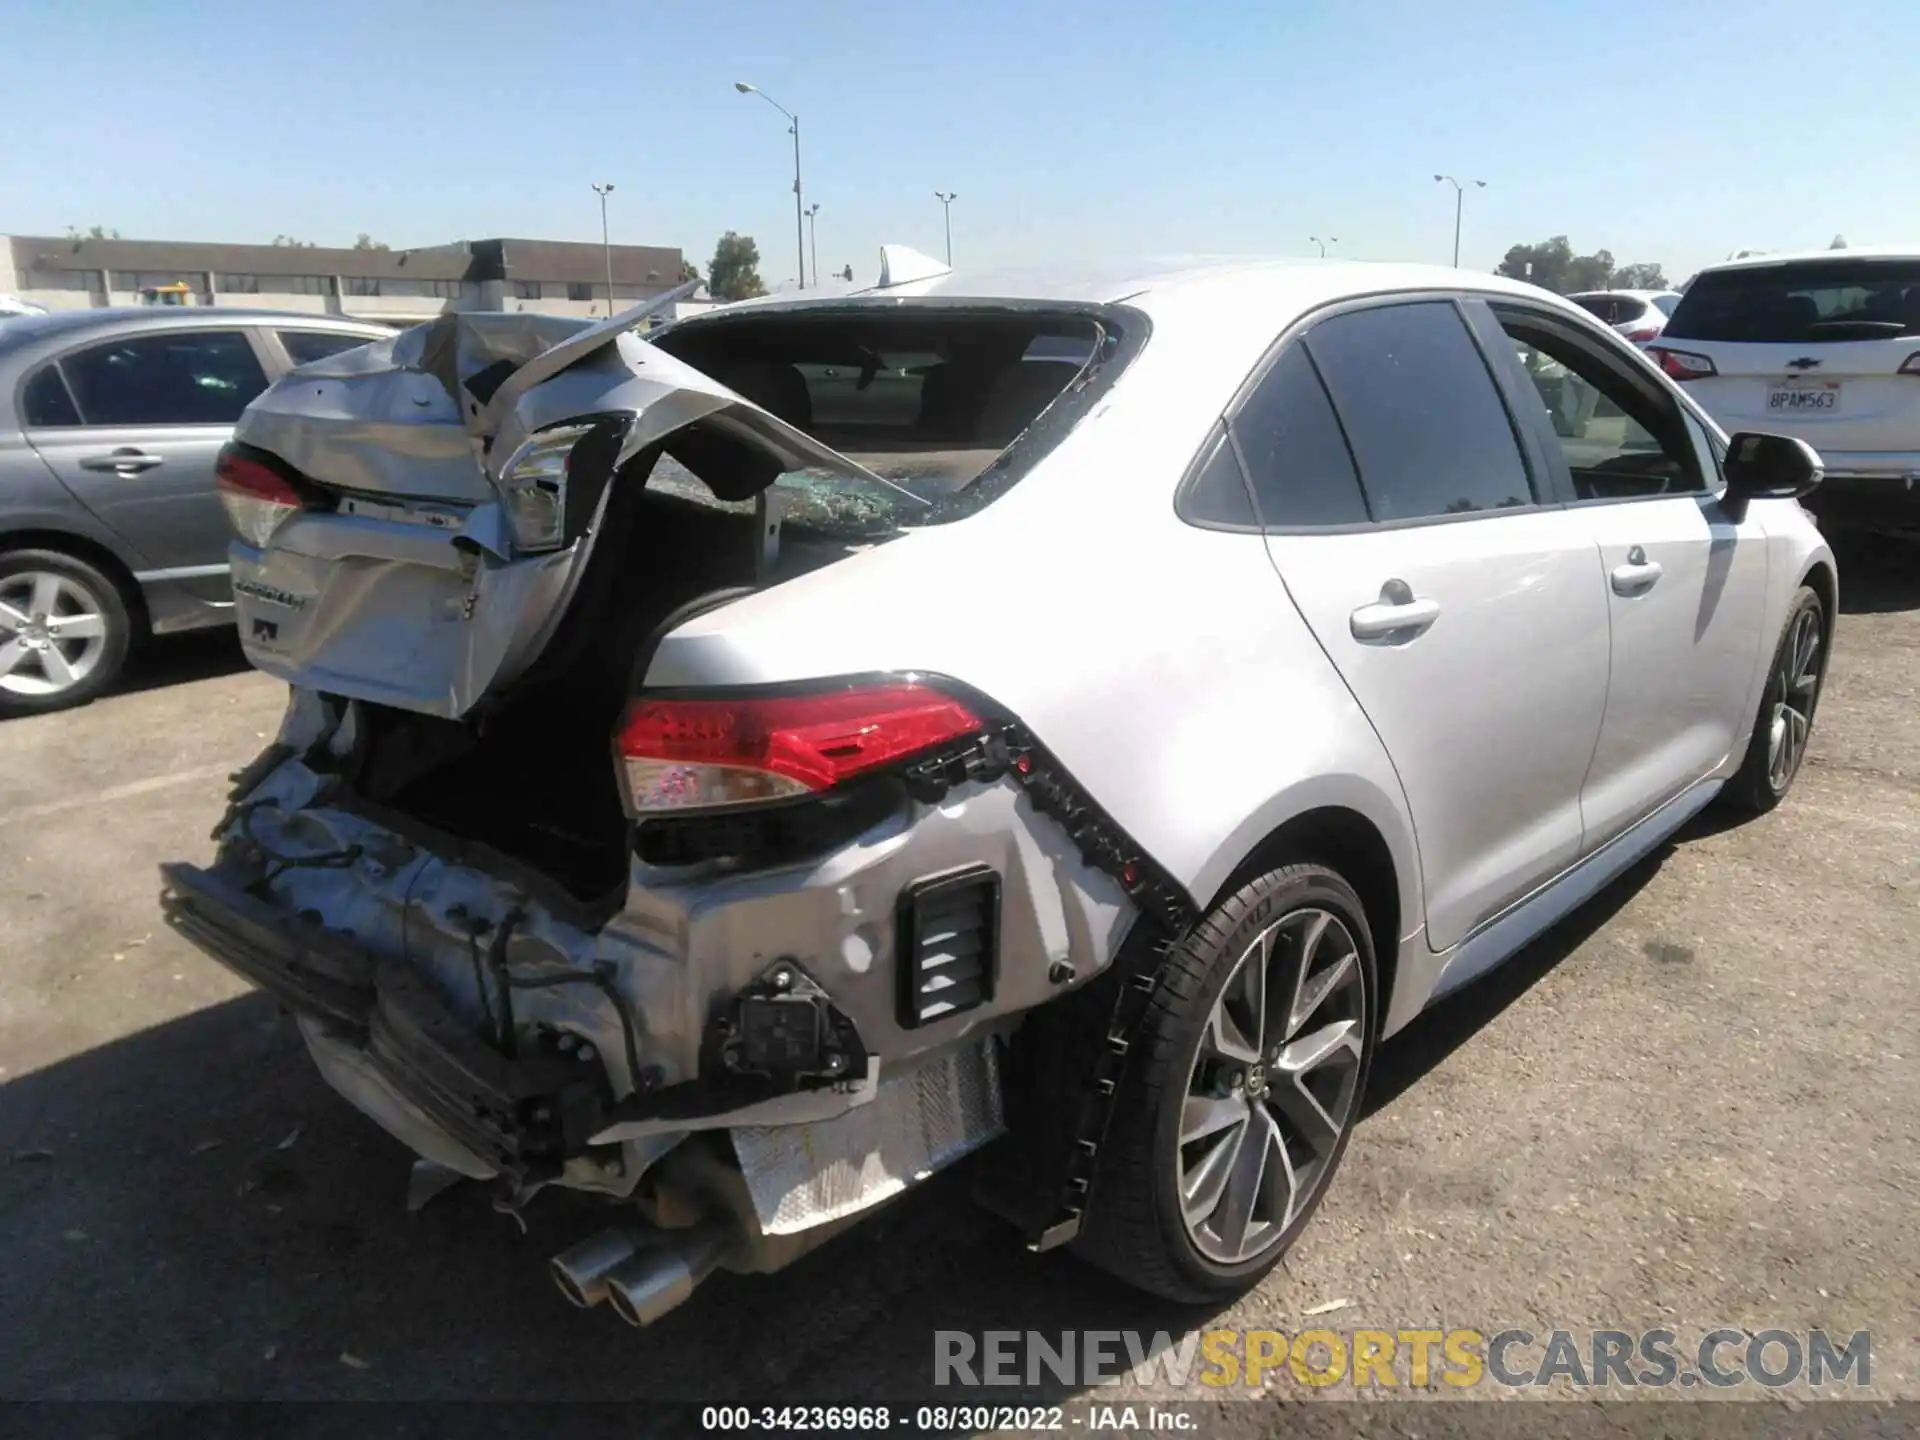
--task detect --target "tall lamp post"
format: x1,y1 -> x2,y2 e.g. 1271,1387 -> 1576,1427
805,202 -> 820,289
1310,235 -> 1337,258
735,82 -> 805,290
1433,174 -> 1486,267
591,181 -> 616,316
933,191 -> 957,265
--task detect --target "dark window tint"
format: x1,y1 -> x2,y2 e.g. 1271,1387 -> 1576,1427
21,365 -> 83,427
60,330 -> 268,426
1305,302 -> 1533,521
1179,425 -> 1258,527
282,330 -> 373,366
1663,258 -> 1920,342
1230,346 -> 1368,526
1572,294 -> 1649,325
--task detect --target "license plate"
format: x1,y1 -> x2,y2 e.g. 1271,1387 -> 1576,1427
1767,381 -> 1841,413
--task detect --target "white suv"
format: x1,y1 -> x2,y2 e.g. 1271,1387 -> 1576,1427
1650,247 -> 1920,536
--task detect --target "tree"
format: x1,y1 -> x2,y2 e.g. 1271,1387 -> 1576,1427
67,225 -> 122,240
353,233 -> 390,251
678,258 -> 701,285
272,234 -> 318,248
706,232 -> 766,302
1496,236 -> 1670,294
1609,261 -> 1669,290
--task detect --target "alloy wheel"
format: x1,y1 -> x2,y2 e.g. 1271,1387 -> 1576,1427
0,570 -> 112,699
1178,908 -> 1366,1265
1767,606 -> 1822,792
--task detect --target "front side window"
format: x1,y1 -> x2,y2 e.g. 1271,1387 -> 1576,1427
1304,301 -> 1534,522
1495,309 -> 1703,500
58,330 -> 268,427
1228,345 -> 1369,527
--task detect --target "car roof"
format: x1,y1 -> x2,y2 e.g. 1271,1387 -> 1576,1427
1693,245 -> 1920,275
676,257 -> 1599,345
1566,289 -> 1679,302
0,307 -> 392,349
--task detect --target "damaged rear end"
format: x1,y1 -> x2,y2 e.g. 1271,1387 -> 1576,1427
161,292 -> 1165,1323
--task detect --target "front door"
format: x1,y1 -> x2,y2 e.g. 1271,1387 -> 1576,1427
24,326 -> 273,583
1484,302 -> 1772,845
1235,300 -> 1612,953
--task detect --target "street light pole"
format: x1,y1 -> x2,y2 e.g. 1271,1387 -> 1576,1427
1433,174 -> 1486,267
591,182 -> 616,316
805,202 -> 820,289
933,191 -> 957,265
1310,235 -> 1338,258
734,83 -> 805,290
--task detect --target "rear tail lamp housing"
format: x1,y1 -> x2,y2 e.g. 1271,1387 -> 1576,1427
616,681 -> 986,816
215,445 -> 314,547
1648,346 -> 1717,381
494,415 -> 631,553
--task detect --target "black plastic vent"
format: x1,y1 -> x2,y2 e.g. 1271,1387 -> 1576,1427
897,866 -> 999,1028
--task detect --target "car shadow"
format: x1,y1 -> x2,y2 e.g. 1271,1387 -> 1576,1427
110,627 -> 252,698
1831,533 -> 1920,614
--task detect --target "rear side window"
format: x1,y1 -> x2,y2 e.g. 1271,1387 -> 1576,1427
21,365 -> 83,427
1664,258 -> 1920,342
282,330 -> 374,366
1652,294 -> 1680,317
1305,302 -> 1534,522
60,330 -> 268,426
1179,425 -> 1259,528
1228,346 -> 1369,526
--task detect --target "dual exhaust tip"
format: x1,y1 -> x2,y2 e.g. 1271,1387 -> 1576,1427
549,1225 -> 729,1329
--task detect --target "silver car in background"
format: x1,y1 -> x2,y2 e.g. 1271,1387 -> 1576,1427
0,309 -> 390,714
161,258 -> 1834,1320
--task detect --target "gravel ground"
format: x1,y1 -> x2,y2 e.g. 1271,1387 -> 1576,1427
0,538 -> 1913,1435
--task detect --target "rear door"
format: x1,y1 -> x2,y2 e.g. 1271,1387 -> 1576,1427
1484,300 -> 1770,843
1247,299 -> 1612,953
23,325 -> 274,583
1655,256 -> 1920,462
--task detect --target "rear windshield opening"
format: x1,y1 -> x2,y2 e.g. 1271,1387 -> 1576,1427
1572,294 -> 1649,326
646,308 -> 1122,535
1663,259 -> 1920,343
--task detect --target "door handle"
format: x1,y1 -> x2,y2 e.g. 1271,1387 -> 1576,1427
78,448 -> 163,475
1610,545 -> 1663,595
1350,581 -> 1441,641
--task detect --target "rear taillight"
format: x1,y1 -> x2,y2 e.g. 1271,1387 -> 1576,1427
1624,327 -> 1660,343
215,446 -> 308,547
1899,352 -> 1920,377
616,682 -> 985,815
1648,346 -> 1717,381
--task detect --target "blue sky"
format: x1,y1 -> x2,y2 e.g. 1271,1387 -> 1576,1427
5,0 -> 1915,287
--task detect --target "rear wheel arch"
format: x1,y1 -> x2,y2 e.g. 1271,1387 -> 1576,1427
1208,805 -> 1404,1039
1800,559 -> 1837,650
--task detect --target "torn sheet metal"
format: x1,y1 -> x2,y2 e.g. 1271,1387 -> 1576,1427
729,1039 -> 1003,1235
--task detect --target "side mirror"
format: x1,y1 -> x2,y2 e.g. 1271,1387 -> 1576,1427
1723,431 -> 1823,509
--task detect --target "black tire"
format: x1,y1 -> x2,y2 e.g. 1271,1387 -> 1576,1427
1072,863 -> 1377,1303
0,548 -> 135,718
1719,584 -> 1826,815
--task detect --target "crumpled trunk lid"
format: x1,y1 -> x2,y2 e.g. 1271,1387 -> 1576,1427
228,297 -> 904,718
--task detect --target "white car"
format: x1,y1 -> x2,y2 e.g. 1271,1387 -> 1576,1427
1649,247 -> 1920,537
162,258 -> 1834,1319
1566,289 -> 1682,345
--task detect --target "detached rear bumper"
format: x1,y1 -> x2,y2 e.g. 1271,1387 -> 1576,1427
160,862 -> 606,1182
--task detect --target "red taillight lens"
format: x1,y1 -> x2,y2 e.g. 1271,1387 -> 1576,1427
1623,326 -> 1659,343
215,446 -> 308,547
1898,352 -> 1920,377
1648,346 -> 1717,381
616,682 -> 985,815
